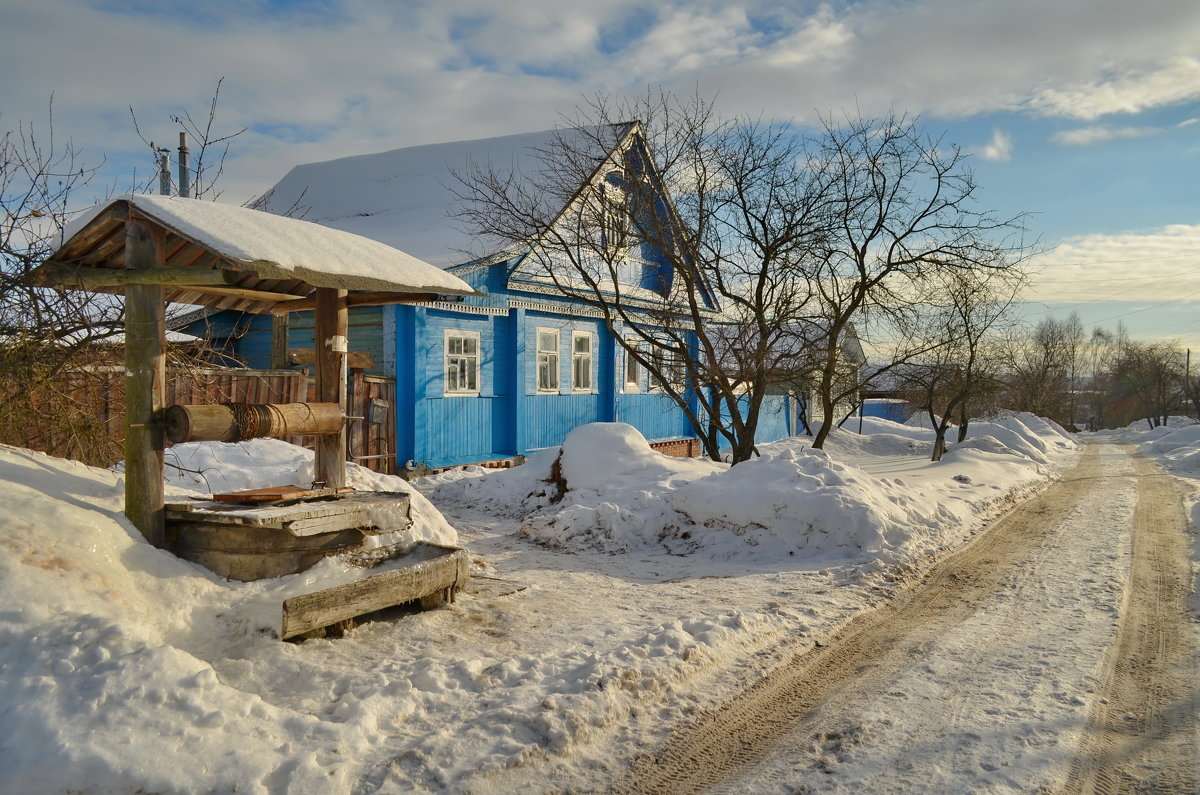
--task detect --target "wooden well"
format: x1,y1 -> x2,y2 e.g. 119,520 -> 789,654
30,195 -> 477,636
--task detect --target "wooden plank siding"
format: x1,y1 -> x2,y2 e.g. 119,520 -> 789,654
186,307 -> 387,374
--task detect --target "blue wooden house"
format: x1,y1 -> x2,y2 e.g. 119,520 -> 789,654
186,124 -> 747,471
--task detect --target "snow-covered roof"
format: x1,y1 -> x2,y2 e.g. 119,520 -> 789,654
257,126 -> 632,269
63,194 -> 473,295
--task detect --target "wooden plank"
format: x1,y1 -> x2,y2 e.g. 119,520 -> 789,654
171,284 -> 309,303
280,546 -> 469,639
288,348 -> 376,371
271,314 -> 290,369
123,215 -> 167,547
54,202 -> 130,259
209,485 -> 352,504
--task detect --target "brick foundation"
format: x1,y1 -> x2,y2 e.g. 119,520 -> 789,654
648,438 -> 701,458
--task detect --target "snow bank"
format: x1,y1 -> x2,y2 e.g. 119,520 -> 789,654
0,441 -> 473,793
673,447 -> 928,560
434,419 -> 1071,563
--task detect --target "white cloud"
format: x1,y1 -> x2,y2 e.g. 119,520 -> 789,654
977,129 -> 1013,161
1026,225 -> 1200,305
1029,57 -> 1200,120
3,0 -> 1200,205
1051,126 -> 1160,145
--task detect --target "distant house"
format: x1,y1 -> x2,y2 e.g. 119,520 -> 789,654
187,124 -> 773,470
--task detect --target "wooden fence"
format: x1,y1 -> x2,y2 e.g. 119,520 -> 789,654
6,366 -> 398,474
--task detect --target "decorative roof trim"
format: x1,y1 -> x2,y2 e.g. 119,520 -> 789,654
415,301 -> 509,316
508,298 -> 605,318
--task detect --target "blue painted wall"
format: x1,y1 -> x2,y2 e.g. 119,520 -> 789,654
712,391 -> 795,450
186,260 -> 711,470
184,306 -> 387,374
861,399 -> 915,423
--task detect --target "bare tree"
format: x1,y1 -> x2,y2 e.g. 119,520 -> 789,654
897,268 -> 1022,460
130,77 -> 246,201
455,91 -> 835,464
1109,341 -> 1185,428
455,93 -> 1029,462
1002,316 -> 1084,425
1,88 -> 244,464
804,113 -> 1031,449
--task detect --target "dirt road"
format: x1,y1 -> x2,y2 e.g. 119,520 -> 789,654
611,443 -> 1198,793
1063,452 -> 1197,794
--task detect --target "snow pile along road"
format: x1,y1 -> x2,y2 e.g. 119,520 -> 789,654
434,413 -> 1076,567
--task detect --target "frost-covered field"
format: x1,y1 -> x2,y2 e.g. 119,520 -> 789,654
0,412 -> 1149,793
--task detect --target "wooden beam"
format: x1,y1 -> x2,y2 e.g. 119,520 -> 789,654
314,287 -> 348,489
288,348 -> 375,371
267,291 -> 442,315
123,216 -> 167,547
280,545 -> 469,639
59,202 -> 130,258
39,264 -> 239,289
168,284 -> 310,304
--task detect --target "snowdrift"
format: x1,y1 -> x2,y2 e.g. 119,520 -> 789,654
0,441 -> 458,792
434,417 -> 1075,562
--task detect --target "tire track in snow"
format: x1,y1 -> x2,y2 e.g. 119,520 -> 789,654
1063,449 -> 1198,795
610,445 -> 1110,794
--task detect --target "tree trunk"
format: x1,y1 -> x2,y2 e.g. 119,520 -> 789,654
931,431 -> 947,462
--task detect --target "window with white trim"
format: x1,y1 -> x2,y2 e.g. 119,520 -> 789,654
572,332 -> 593,392
444,330 -> 480,395
536,328 -> 560,392
623,340 -> 642,392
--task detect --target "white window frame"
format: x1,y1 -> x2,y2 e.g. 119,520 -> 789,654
443,329 -> 480,396
536,327 -> 560,393
572,331 -> 594,392
623,340 -> 642,393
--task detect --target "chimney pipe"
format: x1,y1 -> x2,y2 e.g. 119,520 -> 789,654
178,132 -> 190,198
157,145 -> 171,196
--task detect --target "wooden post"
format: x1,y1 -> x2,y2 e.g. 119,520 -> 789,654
270,313 -> 289,369
314,287 -> 348,488
124,216 -> 167,546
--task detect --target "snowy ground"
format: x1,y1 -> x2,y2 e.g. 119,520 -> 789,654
0,412 -> 1192,793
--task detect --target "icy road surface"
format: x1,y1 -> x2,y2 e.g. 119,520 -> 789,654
608,443 -> 1198,794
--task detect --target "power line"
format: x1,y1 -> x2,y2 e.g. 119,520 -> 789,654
1020,267 -> 1196,316
1081,285 -> 1200,328
1034,266 -> 1198,284
1034,252 -> 1199,268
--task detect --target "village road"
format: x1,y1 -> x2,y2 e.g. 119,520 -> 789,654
609,442 -> 1199,794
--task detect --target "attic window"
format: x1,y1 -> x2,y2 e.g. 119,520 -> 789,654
600,172 -> 628,258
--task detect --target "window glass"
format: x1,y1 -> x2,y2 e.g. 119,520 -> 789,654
536,328 -> 559,392
572,332 -> 592,391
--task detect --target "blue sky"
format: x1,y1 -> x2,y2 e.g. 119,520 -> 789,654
2,0 -> 1198,348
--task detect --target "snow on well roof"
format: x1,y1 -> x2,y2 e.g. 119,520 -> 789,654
257,125 -> 634,269
57,194 -> 475,297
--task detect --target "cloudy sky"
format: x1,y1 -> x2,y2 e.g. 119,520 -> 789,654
3,0 -> 1198,347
